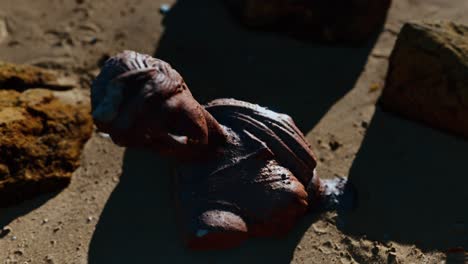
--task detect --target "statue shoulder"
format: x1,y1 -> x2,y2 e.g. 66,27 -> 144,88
204,98 -> 317,187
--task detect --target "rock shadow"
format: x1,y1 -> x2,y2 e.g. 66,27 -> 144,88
88,148 -> 321,263
0,191 -> 59,230
154,0 -> 377,132
340,108 -> 468,250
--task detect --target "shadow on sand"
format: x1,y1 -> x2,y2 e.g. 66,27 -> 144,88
0,192 -> 59,232
89,0 -> 380,262
153,0 -> 376,132
340,108 -> 468,251
88,148 -> 322,263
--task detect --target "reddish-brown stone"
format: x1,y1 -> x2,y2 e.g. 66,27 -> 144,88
92,51 -> 323,250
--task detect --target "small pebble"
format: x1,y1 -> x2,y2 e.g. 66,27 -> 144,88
42,218 -> 49,224
159,4 -> 171,14
11,236 -> 17,241
98,132 -> 111,139
369,83 -> 380,92
87,216 -> 94,223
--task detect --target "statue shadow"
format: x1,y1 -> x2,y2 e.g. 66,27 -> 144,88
154,0 -> 377,132
89,0 -> 382,261
88,148 -> 321,263
340,108 -> 468,251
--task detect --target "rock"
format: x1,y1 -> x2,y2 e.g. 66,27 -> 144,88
225,0 -> 392,44
0,62 -> 75,91
0,87 -> 92,207
380,21 -> 468,138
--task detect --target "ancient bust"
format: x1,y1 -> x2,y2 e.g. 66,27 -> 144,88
91,50 -> 324,250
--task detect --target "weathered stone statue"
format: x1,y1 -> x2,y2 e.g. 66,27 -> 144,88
91,51 -> 324,250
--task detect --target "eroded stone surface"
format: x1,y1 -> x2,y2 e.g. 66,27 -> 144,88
381,21 -> 468,138
0,61 -> 75,91
0,88 -> 93,207
225,0 -> 392,43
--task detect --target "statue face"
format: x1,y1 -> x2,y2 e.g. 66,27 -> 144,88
91,51 -> 209,156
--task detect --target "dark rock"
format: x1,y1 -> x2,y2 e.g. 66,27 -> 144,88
380,21 -> 468,138
225,0 -> 392,44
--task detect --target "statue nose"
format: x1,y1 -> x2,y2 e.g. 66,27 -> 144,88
164,100 -> 208,146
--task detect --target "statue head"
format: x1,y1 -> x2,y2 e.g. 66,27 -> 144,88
91,51 -> 212,156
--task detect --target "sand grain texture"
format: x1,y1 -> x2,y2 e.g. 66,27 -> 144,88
0,0 -> 467,263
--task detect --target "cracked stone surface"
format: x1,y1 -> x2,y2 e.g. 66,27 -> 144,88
0,85 -> 92,207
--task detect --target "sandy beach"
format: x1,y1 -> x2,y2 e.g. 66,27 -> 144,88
1,0 -> 468,263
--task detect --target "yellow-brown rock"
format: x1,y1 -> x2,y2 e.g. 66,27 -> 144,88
381,21 -> 468,138
0,61 -> 74,91
0,88 -> 92,207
